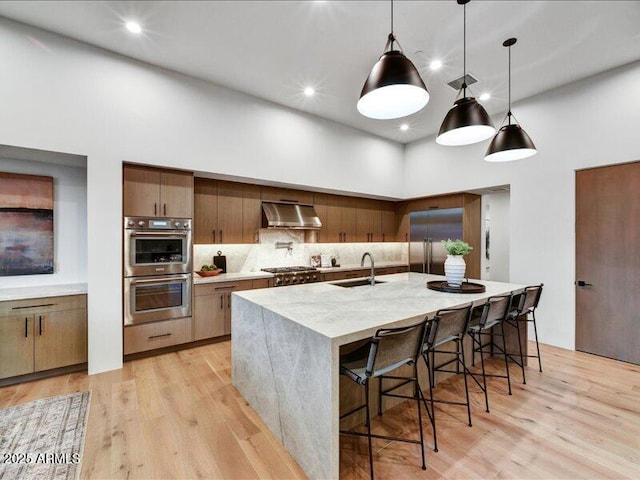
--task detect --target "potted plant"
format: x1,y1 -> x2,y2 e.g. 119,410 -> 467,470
442,239 -> 473,287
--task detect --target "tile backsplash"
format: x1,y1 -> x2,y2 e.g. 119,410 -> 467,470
194,229 -> 407,272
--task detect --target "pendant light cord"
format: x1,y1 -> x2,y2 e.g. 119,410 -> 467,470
462,1 -> 467,97
390,0 -> 395,50
507,43 -> 512,124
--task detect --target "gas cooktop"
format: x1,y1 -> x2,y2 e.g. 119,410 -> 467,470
261,266 -> 318,274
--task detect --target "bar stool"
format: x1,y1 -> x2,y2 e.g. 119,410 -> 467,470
505,284 -> 544,384
420,304 -> 474,453
339,319 -> 428,480
467,294 -> 513,413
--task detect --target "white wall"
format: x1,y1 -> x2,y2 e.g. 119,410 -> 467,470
404,61 -> 640,350
0,17 -> 404,374
483,192 -> 510,283
0,157 -> 87,288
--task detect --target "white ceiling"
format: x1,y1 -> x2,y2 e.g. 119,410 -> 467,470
1,1 -> 639,144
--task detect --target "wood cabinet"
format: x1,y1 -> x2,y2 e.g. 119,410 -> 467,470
193,279 -> 258,341
123,164 -> 193,218
324,265 -> 408,282
194,178 -> 260,244
123,317 -> 192,355
381,202 -> 397,242
357,199 -> 393,242
0,295 -> 87,381
261,186 -> 313,205
315,194 -> 357,243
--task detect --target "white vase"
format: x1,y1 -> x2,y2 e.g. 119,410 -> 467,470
444,255 -> 466,287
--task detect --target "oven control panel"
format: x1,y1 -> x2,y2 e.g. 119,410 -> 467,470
125,217 -> 191,230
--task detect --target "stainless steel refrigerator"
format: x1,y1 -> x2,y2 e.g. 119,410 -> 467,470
409,208 -> 464,275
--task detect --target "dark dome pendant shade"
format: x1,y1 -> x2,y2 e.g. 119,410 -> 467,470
357,1 -> 429,120
436,0 -> 495,146
485,37 -> 537,162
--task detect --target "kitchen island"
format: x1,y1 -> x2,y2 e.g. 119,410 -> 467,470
232,272 -> 526,479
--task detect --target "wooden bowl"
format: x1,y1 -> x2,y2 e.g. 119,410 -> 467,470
196,269 -> 222,277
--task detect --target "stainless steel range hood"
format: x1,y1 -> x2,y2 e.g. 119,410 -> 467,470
261,201 -> 322,229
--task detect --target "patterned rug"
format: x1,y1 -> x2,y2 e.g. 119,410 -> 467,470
0,391 -> 90,480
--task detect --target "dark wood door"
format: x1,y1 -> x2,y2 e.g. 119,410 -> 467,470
576,162 -> 640,364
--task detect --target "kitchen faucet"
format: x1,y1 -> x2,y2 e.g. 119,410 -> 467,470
361,252 -> 375,286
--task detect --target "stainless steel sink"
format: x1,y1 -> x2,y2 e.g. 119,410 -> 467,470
330,279 -> 386,288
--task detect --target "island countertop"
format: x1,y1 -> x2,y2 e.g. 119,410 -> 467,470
234,272 -> 525,346
232,272 -> 526,480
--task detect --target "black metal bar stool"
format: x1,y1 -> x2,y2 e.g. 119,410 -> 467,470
467,294 -> 513,413
420,304 -> 474,453
505,284 -> 544,384
339,319 -> 428,480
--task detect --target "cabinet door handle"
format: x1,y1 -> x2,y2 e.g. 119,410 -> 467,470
154,203 -> 158,216
215,285 -> 236,290
220,230 -> 223,243
212,230 -> 216,243
12,303 -> 55,310
163,203 -> 167,216
227,294 -> 231,309
148,333 -> 172,340
382,233 -> 385,242
405,233 -> 408,242
220,295 -> 224,310
25,317 -> 28,338
39,315 -> 43,336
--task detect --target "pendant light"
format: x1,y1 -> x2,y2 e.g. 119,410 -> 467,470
357,0 -> 429,120
436,0 -> 495,146
485,38 -> 537,162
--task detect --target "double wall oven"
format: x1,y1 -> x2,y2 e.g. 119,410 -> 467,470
124,216 -> 192,325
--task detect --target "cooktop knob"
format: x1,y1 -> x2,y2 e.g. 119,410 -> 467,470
127,220 -> 134,227
138,220 -> 146,227
175,221 -> 182,228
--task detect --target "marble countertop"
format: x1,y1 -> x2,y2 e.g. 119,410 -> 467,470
234,273 -> 525,345
317,261 -> 407,273
0,283 -> 88,302
193,271 -> 274,284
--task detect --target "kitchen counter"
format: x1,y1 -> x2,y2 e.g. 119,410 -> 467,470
193,271 -> 274,284
232,273 -> 526,479
316,260 -> 407,273
0,283 -> 88,302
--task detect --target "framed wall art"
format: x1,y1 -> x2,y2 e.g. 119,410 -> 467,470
0,172 -> 54,276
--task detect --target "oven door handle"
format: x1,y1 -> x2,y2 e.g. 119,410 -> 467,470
129,231 -> 188,237
130,274 -> 190,285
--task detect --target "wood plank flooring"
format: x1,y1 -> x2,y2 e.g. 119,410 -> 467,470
1,341 -> 639,479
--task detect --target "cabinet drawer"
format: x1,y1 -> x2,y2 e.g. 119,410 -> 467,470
0,295 -> 86,318
194,280 -> 254,296
124,317 -> 192,355
252,278 -> 271,289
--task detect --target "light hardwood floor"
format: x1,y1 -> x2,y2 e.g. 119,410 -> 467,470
1,341 -> 639,479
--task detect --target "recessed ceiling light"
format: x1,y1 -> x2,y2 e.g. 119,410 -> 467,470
125,21 -> 142,34
479,92 -> 491,101
429,60 -> 443,71
400,124 -> 409,131
304,87 -> 315,97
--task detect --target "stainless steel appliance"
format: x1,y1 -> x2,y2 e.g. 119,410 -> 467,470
261,202 -> 322,229
124,216 -> 192,277
261,266 -> 321,287
124,273 -> 191,325
409,208 -> 463,275
124,216 -> 192,325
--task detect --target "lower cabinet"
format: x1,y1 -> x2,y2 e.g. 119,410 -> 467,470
193,280 -> 254,341
123,317 -> 192,355
324,265 -> 408,282
0,295 -> 87,381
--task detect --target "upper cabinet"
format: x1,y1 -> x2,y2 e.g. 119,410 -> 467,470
261,187 -> 313,205
123,164 -> 193,218
194,178 -> 260,244
315,194 -> 357,243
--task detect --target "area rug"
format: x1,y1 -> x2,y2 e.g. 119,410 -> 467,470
0,391 -> 90,480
